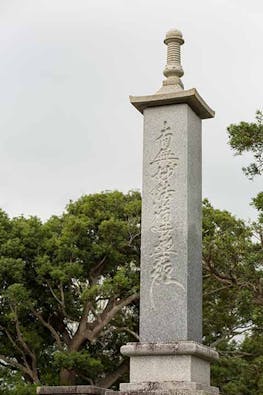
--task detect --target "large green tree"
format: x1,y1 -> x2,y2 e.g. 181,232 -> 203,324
0,191 -> 141,392
202,199 -> 263,394
207,109 -> 263,395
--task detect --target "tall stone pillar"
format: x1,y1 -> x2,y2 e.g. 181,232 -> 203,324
114,29 -> 220,395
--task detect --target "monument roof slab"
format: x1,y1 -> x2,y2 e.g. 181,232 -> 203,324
130,88 -> 215,119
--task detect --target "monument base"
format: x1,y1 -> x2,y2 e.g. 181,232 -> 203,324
115,381 -> 219,394
107,390 -> 217,395
113,342 -> 219,395
36,386 -> 107,395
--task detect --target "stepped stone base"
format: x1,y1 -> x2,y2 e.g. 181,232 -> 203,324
114,342 -> 219,395
119,381 -> 219,394
107,391 -> 216,395
121,342 -> 218,385
37,386 -> 107,394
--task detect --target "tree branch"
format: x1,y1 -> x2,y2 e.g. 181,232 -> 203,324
11,307 -> 35,361
46,280 -> 63,306
204,284 -> 233,297
90,293 -> 139,341
113,326 -> 140,341
0,324 -> 26,358
203,258 -> 236,285
0,354 -> 39,383
96,359 -> 129,388
90,256 -> 107,282
32,309 -> 63,350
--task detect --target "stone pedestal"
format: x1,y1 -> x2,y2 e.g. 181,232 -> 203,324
117,342 -> 219,395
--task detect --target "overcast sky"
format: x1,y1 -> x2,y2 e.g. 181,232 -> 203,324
0,0 -> 262,222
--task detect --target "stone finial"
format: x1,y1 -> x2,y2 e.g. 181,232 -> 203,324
156,29 -> 184,94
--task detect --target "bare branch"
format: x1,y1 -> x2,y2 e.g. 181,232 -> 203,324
0,354 -> 39,383
59,282 -> 65,309
0,324 -> 26,358
203,258 -> 236,285
77,373 -> 94,385
47,280 -> 64,307
0,354 -> 28,373
91,293 -> 139,341
113,326 -> 140,341
90,256 -> 107,282
11,307 -> 36,363
32,309 -> 63,350
204,285 -> 233,297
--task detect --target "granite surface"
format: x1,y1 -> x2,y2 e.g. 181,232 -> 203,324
121,342 -> 219,361
37,386 -> 106,394
139,104 -> 202,343
130,88 -> 215,119
128,355 -> 210,384
119,381 -> 219,394
107,391 -> 218,395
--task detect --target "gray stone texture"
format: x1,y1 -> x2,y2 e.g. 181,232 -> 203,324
121,341 -> 219,361
37,386 -> 106,394
120,342 -> 218,392
128,355 -> 209,384
108,390 -> 218,395
140,103 -> 202,343
119,381 -> 219,394
130,89 -> 215,119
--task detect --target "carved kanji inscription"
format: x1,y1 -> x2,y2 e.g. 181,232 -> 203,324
149,121 -> 185,308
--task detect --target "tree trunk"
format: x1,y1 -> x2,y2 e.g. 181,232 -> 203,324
60,368 -> 76,385
96,359 -> 129,388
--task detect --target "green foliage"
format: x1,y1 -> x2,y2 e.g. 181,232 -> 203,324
0,189 -> 262,393
1,384 -> 37,395
227,110 -> 263,179
202,196 -> 263,393
54,350 -> 103,376
0,368 -> 37,395
211,334 -> 263,395
0,191 -> 141,390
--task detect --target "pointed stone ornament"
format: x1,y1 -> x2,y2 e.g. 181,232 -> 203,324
130,28 -> 214,119
157,28 -> 185,93
107,29 -> 220,395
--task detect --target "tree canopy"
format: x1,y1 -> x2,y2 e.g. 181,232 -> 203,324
0,191 -> 141,393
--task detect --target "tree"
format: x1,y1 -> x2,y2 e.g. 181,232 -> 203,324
202,199 -> 263,394
0,191 -> 141,389
206,110 -> 263,394
227,110 -> 263,179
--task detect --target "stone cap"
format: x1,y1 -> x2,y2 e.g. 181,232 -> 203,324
121,341 -> 219,362
37,386 -> 106,394
129,88 -> 215,119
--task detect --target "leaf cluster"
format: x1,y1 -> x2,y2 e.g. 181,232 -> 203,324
227,110 -> 263,179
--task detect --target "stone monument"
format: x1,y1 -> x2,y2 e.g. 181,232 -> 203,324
108,29 -> 219,395
37,29 -> 219,395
